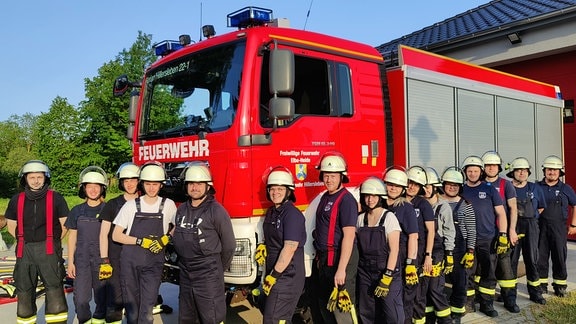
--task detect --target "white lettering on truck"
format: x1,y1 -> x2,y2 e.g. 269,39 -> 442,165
138,139 -> 209,162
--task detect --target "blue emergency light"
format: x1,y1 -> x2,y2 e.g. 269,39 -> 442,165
227,7 -> 273,28
153,40 -> 183,57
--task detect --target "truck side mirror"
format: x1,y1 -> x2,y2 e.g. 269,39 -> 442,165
269,97 -> 295,121
269,49 -> 294,96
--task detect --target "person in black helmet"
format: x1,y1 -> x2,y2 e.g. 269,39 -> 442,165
172,163 -> 236,324
5,160 -> 70,324
112,162 -> 176,324
65,166 -> 109,324
260,167 -> 306,324
98,162 -> 140,324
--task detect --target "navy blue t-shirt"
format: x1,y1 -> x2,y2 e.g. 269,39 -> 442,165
388,201 -> 418,245
313,189 -> 358,252
463,182 -> 503,240
64,202 -> 105,229
514,182 -> 546,218
538,180 -> 576,220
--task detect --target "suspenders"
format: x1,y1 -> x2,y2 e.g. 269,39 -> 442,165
16,190 -> 55,258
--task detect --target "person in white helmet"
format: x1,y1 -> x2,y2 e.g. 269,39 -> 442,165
65,166 -> 109,324
461,155 -> 508,318
112,162 -> 176,324
405,165 -> 436,324
312,151 -> 359,323
438,167 -> 476,324
5,160 -> 70,324
506,157 -> 547,304
382,166 -> 418,324
420,167 -> 455,324
481,151 -> 519,313
98,162 -> 140,323
259,167 -> 306,324
537,155 -> 576,297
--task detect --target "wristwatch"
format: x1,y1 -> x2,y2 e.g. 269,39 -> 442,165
425,252 -> 431,256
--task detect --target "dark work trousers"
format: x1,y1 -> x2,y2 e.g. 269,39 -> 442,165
417,248 -> 451,324
104,244 -> 124,323
475,238 -> 497,305
314,246 -> 359,324
356,217 -> 404,324
73,216 -> 106,323
495,248 -> 516,308
400,243 -> 418,324
512,217 -> 541,298
538,200 -> 568,291
120,210 -> 164,324
448,226 -> 468,316
14,240 -> 68,324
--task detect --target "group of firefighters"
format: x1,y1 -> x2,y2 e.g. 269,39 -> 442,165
255,151 -> 576,324
2,150 -> 576,324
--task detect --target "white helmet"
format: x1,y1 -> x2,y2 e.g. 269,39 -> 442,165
462,155 -> 484,170
384,168 -> 408,187
267,169 -> 295,190
482,151 -> 503,172
316,151 -> 349,183
541,155 -> 565,176
139,163 -> 166,182
360,177 -> 387,197
184,164 -> 213,185
117,162 -> 140,179
425,167 -> 442,187
406,166 -> 427,186
441,167 -> 464,185
19,160 -> 51,187
506,157 -> 532,178
78,166 -> 108,199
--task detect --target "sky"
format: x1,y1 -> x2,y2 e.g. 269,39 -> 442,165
0,1 -> 487,122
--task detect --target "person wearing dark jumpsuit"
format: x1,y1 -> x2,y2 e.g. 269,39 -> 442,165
172,163 -> 236,324
382,167 -> 419,324
461,155 -> 508,318
260,167 -> 306,323
312,151 -> 359,324
405,166 -> 436,324
6,160 -> 69,324
112,163 -> 176,324
98,162 -> 140,324
537,155 -> 576,297
65,166 -> 109,324
439,167 -> 476,324
356,177 -> 403,323
506,157 -> 547,304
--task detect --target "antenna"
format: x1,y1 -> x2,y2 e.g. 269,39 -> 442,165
303,0 -> 314,30
199,2 -> 203,42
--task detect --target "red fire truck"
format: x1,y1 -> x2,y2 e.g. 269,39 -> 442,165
113,7 -> 564,289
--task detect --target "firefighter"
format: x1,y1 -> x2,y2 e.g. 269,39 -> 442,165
506,157 -> 547,304
311,151 -> 359,323
421,167 -> 455,324
98,162 -> 140,323
382,167 -> 418,324
66,166 -> 109,324
537,155 -> 576,297
259,167 -> 306,324
356,177 -> 403,324
481,151 -> 519,313
112,162 -> 177,324
172,163 -> 236,323
461,155 -> 508,318
439,167 -> 476,324
5,160 -> 69,324
405,166 -> 436,324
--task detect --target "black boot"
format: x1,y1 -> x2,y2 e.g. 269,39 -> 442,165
554,286 -> 567,297
451,313 -> 462,324
503,289 -> 520,313
479,301 -> 498,317
540,283 -> 548,294
529,294 -> 546,305
465,296 -> 476,313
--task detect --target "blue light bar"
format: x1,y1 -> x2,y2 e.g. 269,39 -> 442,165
153,40 -> 184,57
227,7 -> 273,28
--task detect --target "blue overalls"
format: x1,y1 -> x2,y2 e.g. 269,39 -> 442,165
73,204 -> 106,323
356,211 -> 404,324
120,198 -> 166,324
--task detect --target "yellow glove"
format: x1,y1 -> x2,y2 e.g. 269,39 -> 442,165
460,249 -> 475,269
262,270 -> 280,296
149,234 -> 171,254
444,251 -> 454,275
405,262 -> 419,285
374,269 -> 393,298
337,286 -> 352,312
517,234 -> 526,239
0,283 -> 16,298
98,258 -> 113,280
136,236 -> 157,252
423,262 -> 443,277
327,287 -> 339,312
255,244 -> 267,266
496,233 -> 510,255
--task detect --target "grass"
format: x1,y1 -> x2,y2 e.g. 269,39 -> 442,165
532,290 -> 576,323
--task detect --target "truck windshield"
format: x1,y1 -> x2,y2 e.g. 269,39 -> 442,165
139,42 -> 245,139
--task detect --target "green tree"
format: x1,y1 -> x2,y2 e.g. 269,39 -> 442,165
80,31 -> 157,172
